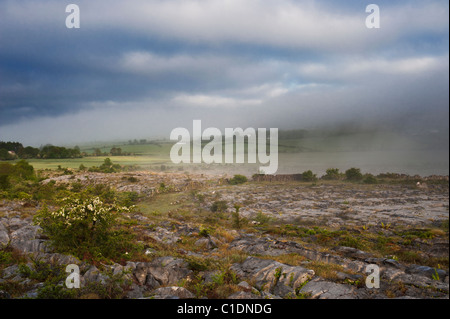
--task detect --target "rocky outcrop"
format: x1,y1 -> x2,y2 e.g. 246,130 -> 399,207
0,195 -> 448,300
230,256 -> 315,297
252,174 -> 304,182
298,277 -> 356,299
150,286 -> 195,299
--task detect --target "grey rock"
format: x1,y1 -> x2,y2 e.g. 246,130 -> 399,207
230,256 -> 314,295
200,270 -> 221,284
336,272 -> 363,282
272,281 -> 295,298
10,225 -> 39,241
9,225 -> 50,253
260,291 -> 282,299
146,257 -> 193,287
237,281 -> 253,292
5,218 -> 28,231
145,273 -> 161,290
151,286 -> 195,299
299,277 -> 356,299
194,236 -> 218,250
133,263 -> 148,285
406,265 -> 447,281
228,291 -> 261,299
42,253 -> 81,266
333,246 -> 372,260
0,230 -> 9,247
429,240 -> 449,257
82,265 -> 107,285
126,283 -> 144,299
382,268 -> 405,281
144,227 -> 181,245
0,290 -> 11,299
383,259 -> 405,270
1,264 -> 21,280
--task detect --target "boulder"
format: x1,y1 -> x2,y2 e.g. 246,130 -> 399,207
194,236 -> 218,250
9,225 -> 50,253
406,265 -> 447,281
0,225 -> 9,247
228,291 -> 261,299
133,257 -> 193,289
298,277 -> 356,299
147,257 -> 193,287
151,286 -> 195,299
230,257 -> 314,297
144,227 -> 181,245
82,265 -> 108,285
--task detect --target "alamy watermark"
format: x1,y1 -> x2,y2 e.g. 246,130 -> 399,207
65,4 -> 80,29
169,120 -> 279,175
65,4 -> 380,30
366,4 -> 380,29
65,264 -> 80,289
365,264 -> 380,289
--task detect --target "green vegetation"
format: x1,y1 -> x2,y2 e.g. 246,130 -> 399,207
345,168 -> 363,181
0,141 -> 81,160
322,168 -> 343,180
301,170 -> 317,182
33,195 -> 138,263
211,200 -> 228,213
88,158 -> 123,173
228,174 -> 248,185
363,174 -> 378,184
0,142 -> 448,300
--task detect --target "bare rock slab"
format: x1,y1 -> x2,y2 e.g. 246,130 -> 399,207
299,277 -> 356,299
230,256 -> 314,297
151,286 -> 195,299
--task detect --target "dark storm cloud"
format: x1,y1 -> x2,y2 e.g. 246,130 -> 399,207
0,0 -> 448,146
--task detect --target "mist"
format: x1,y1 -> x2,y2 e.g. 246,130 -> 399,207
0,0 -> 448,175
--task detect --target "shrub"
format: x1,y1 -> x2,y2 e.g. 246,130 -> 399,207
363,174 -> 378,184
0,175 -> 10,190
254,211 -> 273,225
228,175 -> 248,185
118,191 -> 139,207
302,170 -> 317,182
13,160 -> 35,180
198,226 -> 210,237
345,168 -> 363,181
127,176 -> 138,183
322,168 -> 342,180
232,204 -> 243,229
33,196 -> 135,262
88,158 -> 122,173
211,200 -> 228,213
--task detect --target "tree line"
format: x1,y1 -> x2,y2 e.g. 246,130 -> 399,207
0,141 -> 81,160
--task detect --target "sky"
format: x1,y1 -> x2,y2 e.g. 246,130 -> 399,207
0,0 -> 448,147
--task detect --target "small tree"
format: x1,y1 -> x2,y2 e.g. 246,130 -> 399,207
363,174 -> 378,184
345,168 -> 363,181
34,196 -> 135,262
232,204 -> 242,229
229,174 -> 248,185
211,200 -> 228,213
302,170 -> 317,182
322,168 -> 342,180
13,160 -> 35,180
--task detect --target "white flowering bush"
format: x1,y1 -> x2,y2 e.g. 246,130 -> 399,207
34,196 -> 136,262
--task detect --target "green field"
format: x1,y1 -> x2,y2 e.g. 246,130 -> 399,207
19,156 -> 170,170
2,131 -> 448,176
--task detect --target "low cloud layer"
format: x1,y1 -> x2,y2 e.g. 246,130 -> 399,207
0,0 -> 448,147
